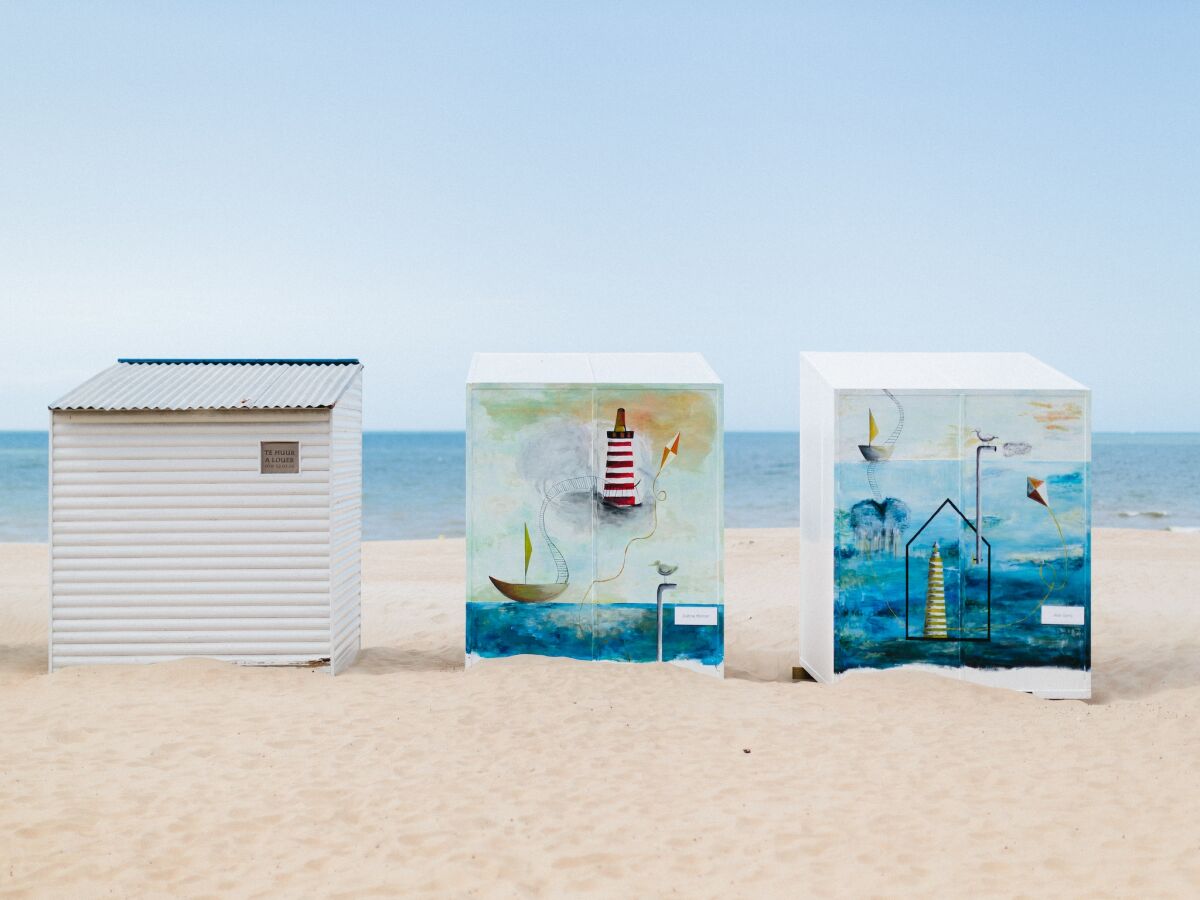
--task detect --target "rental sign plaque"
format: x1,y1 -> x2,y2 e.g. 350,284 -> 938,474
260,441 -> 300,474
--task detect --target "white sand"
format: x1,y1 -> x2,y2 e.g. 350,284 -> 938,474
1,528 -> 1198,896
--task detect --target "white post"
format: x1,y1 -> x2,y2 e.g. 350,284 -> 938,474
656,582 -> 676,662
975,444 -> 997,563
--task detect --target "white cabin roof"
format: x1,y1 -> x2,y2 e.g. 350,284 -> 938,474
468,353 -> 721,386
801,352 -> 1087,392
50,359 -> 363,411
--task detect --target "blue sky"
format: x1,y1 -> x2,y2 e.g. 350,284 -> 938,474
1,3 -> 1196,431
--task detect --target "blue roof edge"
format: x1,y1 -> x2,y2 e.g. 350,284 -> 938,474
116,358 -> 361,366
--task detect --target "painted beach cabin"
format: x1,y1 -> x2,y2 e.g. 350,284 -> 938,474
466,353 -> 725,675
799,353 -> 1091,698
48,359 -> 363,673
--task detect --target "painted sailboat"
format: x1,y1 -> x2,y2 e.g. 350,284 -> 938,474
858,409 -> 893,461
489,520 -> 570,602
488,410 -> 669,602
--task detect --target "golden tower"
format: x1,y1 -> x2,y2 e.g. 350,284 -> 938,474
924,541 -> 948,639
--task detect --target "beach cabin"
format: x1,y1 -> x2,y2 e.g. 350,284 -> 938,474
800,352 -> 1091,699
466,353 -> 725,675
48,359 -> 363,673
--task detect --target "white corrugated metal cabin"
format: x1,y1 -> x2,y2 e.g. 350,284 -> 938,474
48,359 -> 363,674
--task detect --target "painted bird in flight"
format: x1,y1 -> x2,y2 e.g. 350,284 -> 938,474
650,560 -> 678,582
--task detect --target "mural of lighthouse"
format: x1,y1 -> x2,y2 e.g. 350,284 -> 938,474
602,408 -> 640,507
466,354 -> 724,674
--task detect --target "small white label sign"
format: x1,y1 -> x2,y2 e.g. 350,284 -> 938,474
1042,605 -> 1086,626
674,606 -> 718,626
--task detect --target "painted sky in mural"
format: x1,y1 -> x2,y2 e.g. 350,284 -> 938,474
836,391 -> 1088,462
470,387 -> 720,606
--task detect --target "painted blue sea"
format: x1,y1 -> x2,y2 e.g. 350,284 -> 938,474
1,431 -> 1198,541
834,459 -> 1091,673
466,602 -> 724,666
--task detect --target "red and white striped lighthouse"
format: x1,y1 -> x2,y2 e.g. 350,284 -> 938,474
603,407 -> 640,507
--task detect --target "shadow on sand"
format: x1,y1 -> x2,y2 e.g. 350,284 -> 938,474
351,645 -> 462,675
1087,644 -> 1200,705
0,644 -> 47,678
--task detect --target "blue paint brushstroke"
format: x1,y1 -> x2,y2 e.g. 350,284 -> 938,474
834,460 -> 1091,674
467,602 -> 724,666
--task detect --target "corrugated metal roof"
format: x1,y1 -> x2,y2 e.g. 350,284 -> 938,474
50,360 -> 363,411
116,358 -> 360,365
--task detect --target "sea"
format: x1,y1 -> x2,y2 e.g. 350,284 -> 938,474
1,431 -> 1198,542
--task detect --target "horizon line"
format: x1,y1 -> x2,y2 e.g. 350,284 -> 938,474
1,428 -> 1199,436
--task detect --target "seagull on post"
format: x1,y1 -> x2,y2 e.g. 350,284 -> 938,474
650,561 -> 678,583
973,428 -> 998,444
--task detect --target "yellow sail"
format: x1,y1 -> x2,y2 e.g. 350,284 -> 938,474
523,523 -> 532,582
868,409 -> 879,444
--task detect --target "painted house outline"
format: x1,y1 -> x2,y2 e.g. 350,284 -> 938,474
904,498 -> 992,642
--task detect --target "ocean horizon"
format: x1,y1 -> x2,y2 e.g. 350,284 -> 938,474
2,430 -> 1197,542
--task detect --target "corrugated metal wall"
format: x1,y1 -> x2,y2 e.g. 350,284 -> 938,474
49,409 -> 335,670
329,372 -> 362,673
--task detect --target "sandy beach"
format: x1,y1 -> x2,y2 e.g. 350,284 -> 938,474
1,527 -> 1198,897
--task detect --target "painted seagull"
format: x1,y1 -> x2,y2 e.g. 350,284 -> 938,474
973,428 -> 998,444
650,561 -> 678,582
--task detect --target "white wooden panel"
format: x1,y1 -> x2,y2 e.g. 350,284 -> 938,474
54,595 -> 329,607
52,511 -> 330,525
54,608 -> 329,620
52,641 -> 328,655
328,372 -> 362,674
53,496 -> 329,512
50,409 -> 335,670
54,572 -> 328,586
53,581 -> 330,596
53,443 -> 330,457
52,432 -> 330,447
799,357 -> 836,683
54,544 -> 329,558
53,654 -> 326,667
52,411 -> 333,426
51,531 -> 330,545
53,458 -> 331,473
53,629 -> 329,643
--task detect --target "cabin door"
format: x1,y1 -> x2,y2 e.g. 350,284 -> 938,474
890,393 -> 984,663
957,392 -> 1091,674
